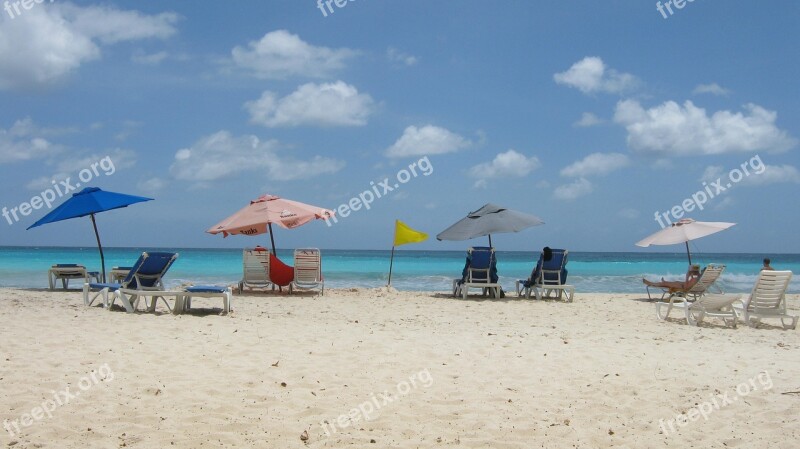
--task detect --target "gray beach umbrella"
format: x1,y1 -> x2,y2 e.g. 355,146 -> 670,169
436,203 -> 544,247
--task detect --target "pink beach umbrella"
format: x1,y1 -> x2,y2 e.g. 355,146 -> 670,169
206,194 -> 334,255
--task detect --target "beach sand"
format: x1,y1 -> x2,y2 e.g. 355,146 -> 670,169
0,288 -> 798,448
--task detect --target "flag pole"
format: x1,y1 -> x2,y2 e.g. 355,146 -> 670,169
388,245 -> 396,286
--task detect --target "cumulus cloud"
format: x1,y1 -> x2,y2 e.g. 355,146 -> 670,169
560,152 -> 629,178
0,118 -> 62,164
169,131 -> 344,183
693,83 -> 730,96
387,48 -> 418,66
574,112 -> 603,127
614,100 -> 797,156
137,177 -> 167,192
469,149 -> 540,188
0,3 -> 178,90
554,178 -> 593,200
701,161 -> 799,186
246,81 -> 374,128
131,50 -> 169,65
231,30 -> 357,79
25,148 -> 136,190
742,164 -> 800,185
385,125 -> 471,158
554,57 -> 638,94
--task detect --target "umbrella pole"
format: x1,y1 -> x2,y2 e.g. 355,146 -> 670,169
488,234 -> 493,248
268,223 -> 277,255
685,241 -> 692,266
90,213 -> 106,283
387,246 -> 396,287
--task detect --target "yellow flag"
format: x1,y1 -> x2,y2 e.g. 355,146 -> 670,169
393,220 -> 428,247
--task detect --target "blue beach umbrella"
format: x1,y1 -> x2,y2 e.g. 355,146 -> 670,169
27,187 -> 153,282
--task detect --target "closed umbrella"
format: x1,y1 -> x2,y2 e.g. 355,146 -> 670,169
27,187 -> 154,282
635,218 -> 735,265
436,203 -> 544,246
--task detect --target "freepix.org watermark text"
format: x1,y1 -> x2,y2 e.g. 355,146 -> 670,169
325,156 -> 433,227
3,0 -> 55,20
656,0 -> 698,19
316,0 -> 357,18
4,363 -> 114,438
2,155 -> 116,226
320,368 -> 433,437
653,154 -> 765,229
659,370 -> 772,436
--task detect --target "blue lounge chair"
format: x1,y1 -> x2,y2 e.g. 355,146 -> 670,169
452,247 -> 502,299
83,252 -> 178,313
515,248 -> 574,301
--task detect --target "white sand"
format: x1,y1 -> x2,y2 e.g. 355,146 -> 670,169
1,288 -> 798,448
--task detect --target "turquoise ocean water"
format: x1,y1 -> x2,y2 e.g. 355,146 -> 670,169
1,247 -> 798,293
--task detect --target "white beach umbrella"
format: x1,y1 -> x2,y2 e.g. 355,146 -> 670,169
635,218 -> 735,265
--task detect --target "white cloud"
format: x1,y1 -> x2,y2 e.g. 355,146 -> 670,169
137,177 -> 167,192
131,50 -> 169,65
742,164 -> 800,185
554,57 -> 637,94
0,4 -> 178,90
246,81 -> 374,128
614,100 -> 797,156
700,165 -> 725,181
554,178 -> 593,200
713,196 -> 735,210
169,131 -> 344,183
693,83 -> 730,96
0,118 -> 62,164
387,47 -> 418,66
62,4 -> 178,44
560,152 -> 629,178
468,150 -> 540,188
385,125 -> 471,158
574,112 -> 603,127
231,30 -> 357,79
618,208 -> 640,219
25,148 -> 136,190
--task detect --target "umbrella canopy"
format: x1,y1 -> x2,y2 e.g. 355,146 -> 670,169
206,194 -> 334,254
27,187 -> 154,282
635,218 -> 735,265
436,203 -> 544,246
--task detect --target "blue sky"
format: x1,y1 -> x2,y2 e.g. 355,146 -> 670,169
1,0 -> 798,253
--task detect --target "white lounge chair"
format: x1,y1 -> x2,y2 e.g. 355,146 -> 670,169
49,264 -> 99,290
239,248 -> 273,294
733,270 -> 796,329
174,285 -> 233,315
655,293 -> 740,327
290,248 -> 324,295
645,264 -> 725,301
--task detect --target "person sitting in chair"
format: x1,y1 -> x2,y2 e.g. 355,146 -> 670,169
522,246 -> 553,289
643,264 -> 702,291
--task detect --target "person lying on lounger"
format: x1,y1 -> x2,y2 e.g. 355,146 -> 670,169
643,264 -> 702,291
